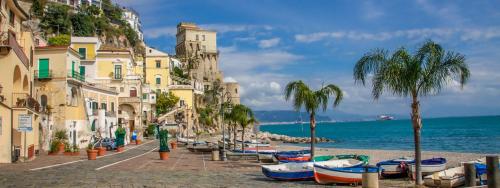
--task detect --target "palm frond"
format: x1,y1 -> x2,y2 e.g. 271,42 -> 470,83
354,48 -> 388,85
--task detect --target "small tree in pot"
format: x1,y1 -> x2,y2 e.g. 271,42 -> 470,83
115,126 -> 126,152
159,129 -> 170,160
86,142 -> 98,160
54,129 -> 68,154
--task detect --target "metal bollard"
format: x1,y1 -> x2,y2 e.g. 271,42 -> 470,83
212,149 -> 220,161
362,167 -> 379,188
486,156 -> 499,188
464,162 -> 477,187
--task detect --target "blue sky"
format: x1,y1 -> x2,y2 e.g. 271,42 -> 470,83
115,0 -> 500,118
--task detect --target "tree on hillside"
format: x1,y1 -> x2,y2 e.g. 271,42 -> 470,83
156,92 -> 180,115
353,40 -> 470,185
71,12 -> 95,36
284,80 -> 343,160
40,4 -> 72,35
31,0 -> 46,18
48,34 -> 70,46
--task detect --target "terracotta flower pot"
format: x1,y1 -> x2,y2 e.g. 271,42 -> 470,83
87,149 -> 98,160
116,146 -> 124,152
72,152 -> 80,156
159,151 -> 169,160
58,143 -> 65,153
63,152 -> 73,156
135,140 -> 141,145
48,152 -> 58,156
170,142 -> 177,149
97,147 -> 106,156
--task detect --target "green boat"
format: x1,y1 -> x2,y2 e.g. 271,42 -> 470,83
313,154 -> 369,165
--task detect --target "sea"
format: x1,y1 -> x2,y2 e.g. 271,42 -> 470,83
260,115 -> 500,154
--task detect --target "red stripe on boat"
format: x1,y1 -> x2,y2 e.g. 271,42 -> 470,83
314,172 -> 361,184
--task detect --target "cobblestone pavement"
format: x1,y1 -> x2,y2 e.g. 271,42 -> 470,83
0,140 -> 409,188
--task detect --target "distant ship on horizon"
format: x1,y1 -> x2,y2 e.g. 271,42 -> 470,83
378,115 -> 395,121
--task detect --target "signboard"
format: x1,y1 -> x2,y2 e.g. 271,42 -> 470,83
18,114 -> 32,132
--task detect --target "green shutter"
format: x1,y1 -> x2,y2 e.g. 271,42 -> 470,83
79,66 -> 85,77
39,59 -> 49,78
78,48 -> 86,59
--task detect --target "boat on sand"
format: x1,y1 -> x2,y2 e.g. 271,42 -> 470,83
262,159 -> 363,181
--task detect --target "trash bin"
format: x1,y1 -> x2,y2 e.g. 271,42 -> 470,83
212,149 -> 220,161
12,146 -> 21,162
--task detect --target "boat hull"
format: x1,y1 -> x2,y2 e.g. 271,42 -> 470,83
424,176 -> 464,188
314,165 -> 379,184
262,167 -> 313,181
410,163 -> 447,174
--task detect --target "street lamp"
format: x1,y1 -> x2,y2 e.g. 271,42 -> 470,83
219,91 -> 232,161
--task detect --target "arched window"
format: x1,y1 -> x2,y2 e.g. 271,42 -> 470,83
91,119 -> 96,132
155,75 -> 161,85
41,95 -> 47,110
71,87 -> 78,106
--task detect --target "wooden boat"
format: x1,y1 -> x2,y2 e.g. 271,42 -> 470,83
376,157 -> 414,177
314,164 -> 380,184
423,166 -> 465,188
278,154 -> 369,164
410,158 -> 447,175
262,159 -> 361,181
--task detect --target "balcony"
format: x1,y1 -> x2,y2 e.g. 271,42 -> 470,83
119,97 -> 141,104
0,32 -> 29,68
34,70 -> 53,80
68,70 -> 85,82
12,93 -> 40,112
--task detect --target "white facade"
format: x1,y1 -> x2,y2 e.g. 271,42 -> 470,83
122,8 -> 143,41
48,0 -> 102,9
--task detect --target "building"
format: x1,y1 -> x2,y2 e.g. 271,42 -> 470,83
47,0 -> 102,9
82,84 -> 119,139
94,45 -> 143,144
223,82 -> 240,105
145,46 -> 170,94
33,45 -> 90,149
122,7 -> 143,42
175,22 -> 223,91
0,0 -> 41,163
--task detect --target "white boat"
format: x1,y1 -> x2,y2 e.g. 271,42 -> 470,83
410,158 -> 447,176
423,166 -> 464,188
313,159 -> 379,184
376,157 -> 414,177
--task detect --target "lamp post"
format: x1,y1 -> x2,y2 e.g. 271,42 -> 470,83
220,91 -> 232,161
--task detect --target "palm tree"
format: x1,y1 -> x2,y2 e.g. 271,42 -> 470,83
284,80 -> 343,160
239,113 -> 257,151
353,40 -> 470,185
230,104 -> 255,151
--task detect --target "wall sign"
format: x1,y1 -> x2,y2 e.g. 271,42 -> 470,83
18,114 -> 32,132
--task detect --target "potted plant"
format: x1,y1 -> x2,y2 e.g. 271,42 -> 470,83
48,140 -> 60,155
86,143 -> 98,160
169,129 -> 178,149
54,129 -> 68,154
115,127 -> 126,152
72,144 -> 80,156
63,142 -> 72,156
159,129 -> 170,160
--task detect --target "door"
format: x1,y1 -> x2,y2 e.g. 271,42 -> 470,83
129,120 -> 135,133
79,66 -> 85,78
39,59 -> 49,78
71,61 -> 75,77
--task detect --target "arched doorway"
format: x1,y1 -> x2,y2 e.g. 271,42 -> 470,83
119,104 -> 136,144
22,75 -> 29,92
13,66 -> 22,92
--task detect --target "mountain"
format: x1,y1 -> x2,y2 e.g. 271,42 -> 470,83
254,110 -> 331,123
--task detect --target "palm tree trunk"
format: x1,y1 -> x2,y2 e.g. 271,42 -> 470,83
411,95 -> 423,185
310,113 -> 316,161
233,125 -> 237,150
241,128 -> 245,152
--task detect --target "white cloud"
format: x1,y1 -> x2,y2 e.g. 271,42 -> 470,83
220,47 -> 303,72
295,27 -> 500,43
258,38 -> 281,48
145,24 -> 273,39
223,77 -> 237,83
361,1 -> 385,20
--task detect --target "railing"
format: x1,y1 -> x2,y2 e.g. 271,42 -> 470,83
119,97 -> 141,103
34,70 -> 53,80
12,93 -> 40,112
68,70 -> 85,82
8,32 -> 29,68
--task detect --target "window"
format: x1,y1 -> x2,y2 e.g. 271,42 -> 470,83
180,100 -> 185,107
196,34 -> 199,41
202,45 -> 206,51
156,89 -> 161,94
130,87 -> 137,97
235,88 -> 238,94
101,103 -> 107,111
197,44 -> 200,50
114,65 -> 122,79
202,35 -> 205,41
92,102 -> 98,110
79,66 -> 86,77
120,87 -> 124,92
155,60 -> 161,68
110,87 -> 116,92
156,77 -> 161,85
9,10 -> 14,26
142,93 -> 148,100
111,102 -> 115,112
78,48 -> 86,60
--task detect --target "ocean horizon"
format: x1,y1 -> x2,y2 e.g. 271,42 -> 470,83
260,115 -> 500,154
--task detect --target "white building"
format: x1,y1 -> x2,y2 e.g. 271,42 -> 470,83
122,8 -> 144,41
48,0 -> 102,9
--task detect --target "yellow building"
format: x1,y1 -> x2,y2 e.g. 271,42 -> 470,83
70,37 -> 101,83
94,45 -> 143,144
168,85 -> 195,138
145,46 -> 170,94
82,84 -> 119,140
0,0 -> 41,163
33,46 -> 89,149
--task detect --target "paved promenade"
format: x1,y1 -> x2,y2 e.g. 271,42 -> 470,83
0,139 -> 411,187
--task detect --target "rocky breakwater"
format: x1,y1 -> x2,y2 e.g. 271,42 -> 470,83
257,131 -> 333,144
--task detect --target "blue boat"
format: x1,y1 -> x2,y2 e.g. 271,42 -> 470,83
376,157 -> 414,177
262,159 -> 363,181
314,164 -> 380,184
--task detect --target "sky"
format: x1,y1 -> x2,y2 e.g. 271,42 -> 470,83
115,0 -> 500,118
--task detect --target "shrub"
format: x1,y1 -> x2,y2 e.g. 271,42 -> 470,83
54,129 -> 68,141
72,144 -> 79,152
49,140 -> 60,153
48,35 -> 71,46
115,127 -> 126,147
159,129 -> 169,152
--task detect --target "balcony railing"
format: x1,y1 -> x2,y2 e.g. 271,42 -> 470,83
34,70 -> 53,80
12,93 -> 40,112
119,97 -> 141,104
7,32 -> 29,68
68,70 -> 85,82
